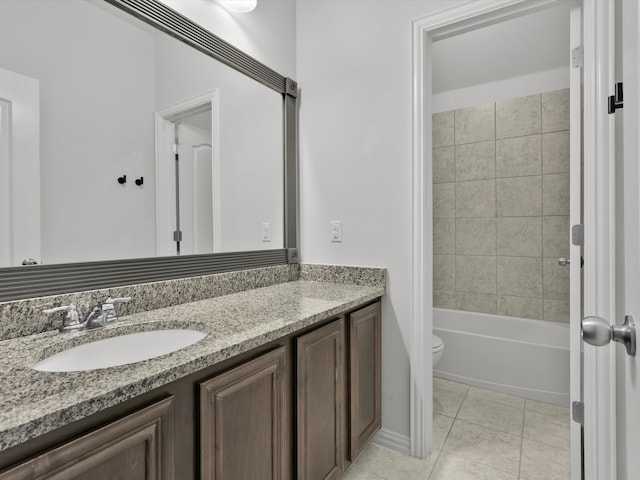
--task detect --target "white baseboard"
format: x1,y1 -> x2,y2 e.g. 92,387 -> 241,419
372,428 -> 411,456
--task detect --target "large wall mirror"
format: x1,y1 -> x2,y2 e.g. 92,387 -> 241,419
0,0 -> 298,301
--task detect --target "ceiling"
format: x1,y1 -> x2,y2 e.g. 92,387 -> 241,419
432,3 -> 571,94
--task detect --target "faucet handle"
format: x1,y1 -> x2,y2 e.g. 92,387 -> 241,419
43,304 -> 81,332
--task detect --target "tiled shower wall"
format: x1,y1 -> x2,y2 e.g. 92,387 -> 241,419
432,88 -> 570,323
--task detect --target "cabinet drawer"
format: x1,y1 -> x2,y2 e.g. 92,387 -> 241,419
0,397 -> 175,480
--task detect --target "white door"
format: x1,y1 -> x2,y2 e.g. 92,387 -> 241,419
176,110 -> 213,256
614,0 -> 640,477
581,1 -> 640,479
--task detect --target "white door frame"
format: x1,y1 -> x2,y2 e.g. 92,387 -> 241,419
410,2 -> 615,478
582,0 -> 617,478
155,91 -> 220,256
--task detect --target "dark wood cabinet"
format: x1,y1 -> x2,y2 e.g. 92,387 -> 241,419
0,396 -> 175,480
0,299 -> 381,480
348,302 -> 382,460
297,318 -> 346,480
199,346 -> 289,480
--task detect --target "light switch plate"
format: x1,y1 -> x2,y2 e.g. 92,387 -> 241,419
330,220 -> 342,242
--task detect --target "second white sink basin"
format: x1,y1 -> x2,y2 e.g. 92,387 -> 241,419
32,329 -> 208,372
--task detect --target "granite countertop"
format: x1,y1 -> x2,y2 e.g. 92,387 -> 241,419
0,280 -> 384,452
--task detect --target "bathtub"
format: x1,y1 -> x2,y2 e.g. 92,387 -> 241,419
433,308 -> 570,407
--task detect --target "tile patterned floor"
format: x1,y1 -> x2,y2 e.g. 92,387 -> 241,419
342,378 -> 570,480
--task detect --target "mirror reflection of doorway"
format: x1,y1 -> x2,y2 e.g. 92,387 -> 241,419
155,92 -> 219,257
0,66 -> 40,267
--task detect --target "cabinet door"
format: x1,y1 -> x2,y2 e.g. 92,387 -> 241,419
200,346 -> 288,480
297,318 -> 345,480
0,397 -> 175,480
349,302 -> 382,460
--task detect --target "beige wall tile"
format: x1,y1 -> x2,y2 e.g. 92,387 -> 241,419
434,290 -> 456,309
433,146 -> 455,183
543,257 -> 569,300
455,141 -> 495,181
434,254 -> 455,291
496,135 -> 541,178
497,257 -> 542,297
542,131 -> 570,174
434,183 -> 455,219
455,103 -> 495,145
456,180 -> 496,218
543,216 -> 570,258
456,255 -> 496,294
543,174 -> 570,216
543,299 -> 570,323
496,176 -> 542,217
433,110 -> 454,147
497,217 -> 542,257
542,88 -> 570,133
456,292 -> 497,314
497,295 -> 543,320
496,94 -> 541,139
434,218 -> 455,255
456,218 -> 496,255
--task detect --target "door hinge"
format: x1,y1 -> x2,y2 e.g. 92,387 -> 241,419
608,82 -> 624,114
572,401 -> 584,425
172,143 -> 180,155
173,230 -> 182,242
571,46 -> 583,68
572,224 -> 584,247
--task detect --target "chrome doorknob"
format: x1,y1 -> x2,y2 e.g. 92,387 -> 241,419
582,315 -> 636,356
558,257 -> 570,266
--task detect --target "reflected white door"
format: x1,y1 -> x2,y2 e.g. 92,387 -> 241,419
0,67 -> 40,267
192,144 -> 214,254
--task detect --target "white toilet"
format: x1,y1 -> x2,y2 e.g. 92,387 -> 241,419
433,334 -> 444,366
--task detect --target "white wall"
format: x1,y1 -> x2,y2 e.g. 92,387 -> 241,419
155,34 -> 284,253
162,0 -> 296,79
431,3 -> 570,113
296,0 -> 467,445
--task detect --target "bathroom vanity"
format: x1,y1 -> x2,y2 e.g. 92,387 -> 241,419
0,279 -> 383,480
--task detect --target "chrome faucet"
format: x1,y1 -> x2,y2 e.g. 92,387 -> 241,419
85,297 -> 131,329
43,297 -> 131,333
43,304 -> 82,332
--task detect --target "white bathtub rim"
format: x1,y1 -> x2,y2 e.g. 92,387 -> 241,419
434,326 -> 569,351
434,371 -> 569,407
433,307 -> 569,348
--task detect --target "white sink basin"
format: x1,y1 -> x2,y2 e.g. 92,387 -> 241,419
32,329 -> 208,372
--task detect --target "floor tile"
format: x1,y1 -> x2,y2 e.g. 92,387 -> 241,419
341,463 -> 385,480
355,444 -> 439,480
442,419 -> 522,475
433,414 -> 454,449
525,399 -> 569,420
523,409 -> 570,448
466,386 -> 525,407
520,438 -> 570,479
433,378 -> 468,417
457,395 -> 524,436
429,451 -> 517,480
